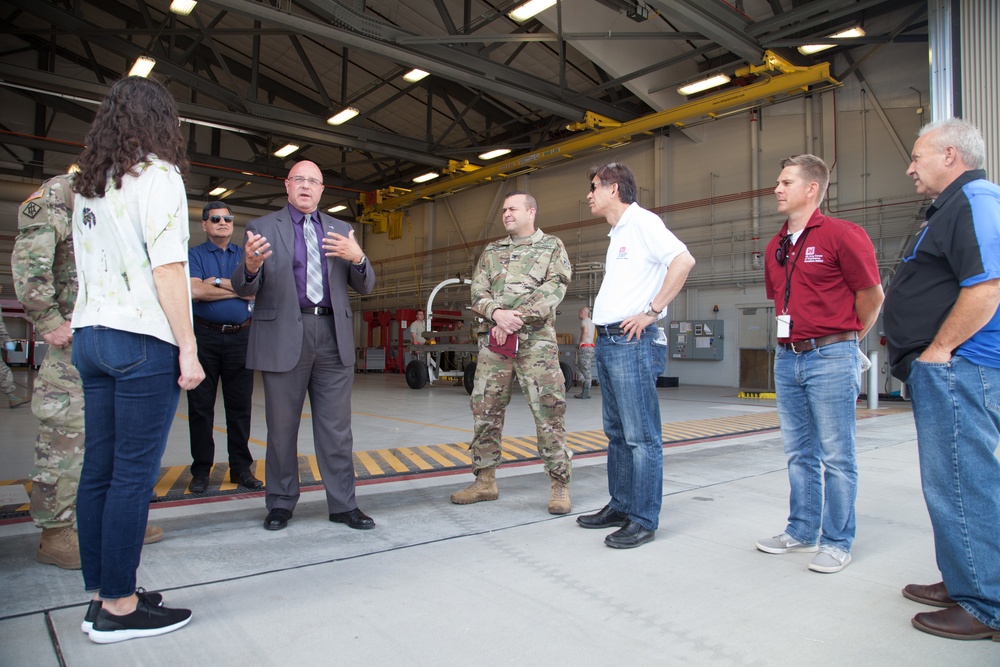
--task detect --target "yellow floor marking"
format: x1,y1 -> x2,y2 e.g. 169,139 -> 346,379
218,476 -> 238,492
440,443 -> 474,465
396,447 -> 434,470
501,439 -> 539,458
375,449 -> 410,474
306,455 -> 323,482
416,445 -> 457,468
355,450 -> 384,476
156,465 -> 184,497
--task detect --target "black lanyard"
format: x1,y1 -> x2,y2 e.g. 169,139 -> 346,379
781,226 -> 812,314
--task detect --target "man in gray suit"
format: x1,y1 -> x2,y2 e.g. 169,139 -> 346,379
233,160 -> 376,531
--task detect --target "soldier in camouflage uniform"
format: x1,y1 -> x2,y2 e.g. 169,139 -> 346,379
451,191 -> 573,514
12,175 -> 162,570
0,285 -> 31,407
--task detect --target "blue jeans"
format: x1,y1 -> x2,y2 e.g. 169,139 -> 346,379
596,324 -> 663,530
72,326 -> 180,599
773,340 -> 860,551
907,356 -> 1000,629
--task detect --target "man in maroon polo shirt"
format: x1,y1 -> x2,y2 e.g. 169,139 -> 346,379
755,154 -> 883,574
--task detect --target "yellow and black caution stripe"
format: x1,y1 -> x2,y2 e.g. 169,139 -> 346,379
0,408 -> 903,521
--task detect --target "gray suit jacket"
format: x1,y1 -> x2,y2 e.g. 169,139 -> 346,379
232,207 -> 375,372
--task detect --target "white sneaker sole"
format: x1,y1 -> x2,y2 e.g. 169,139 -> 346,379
88,615 -> 191,644
809,554 -> 852,573
755,541 -> 819,554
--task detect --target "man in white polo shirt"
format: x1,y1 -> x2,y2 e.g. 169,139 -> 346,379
576,162 -> 695,549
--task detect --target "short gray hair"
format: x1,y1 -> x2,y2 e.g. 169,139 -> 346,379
918,118 -> 986,169
780,154 -> 830,205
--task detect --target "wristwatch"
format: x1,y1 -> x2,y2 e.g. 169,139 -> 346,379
644,302 -> 662,319
213,277 -> 222,287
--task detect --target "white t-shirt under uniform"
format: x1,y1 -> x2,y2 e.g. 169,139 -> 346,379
593,202 -> 688,326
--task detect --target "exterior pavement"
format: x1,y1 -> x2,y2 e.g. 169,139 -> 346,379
1,372 -> 996,666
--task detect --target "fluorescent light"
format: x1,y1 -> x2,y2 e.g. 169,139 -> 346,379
403,68 -> 429,83
799,27 -> 867,55
677,73 -> 731,96
273,143 -> 299,158
509,0 -> 556,21
327,205 -> 347,213
412,172 -> 439,183
327,107 -> 360,125
208,186 -> 227,196
169,0 -> 198,15
478,148 -> 511,160
128,56 -> 156,78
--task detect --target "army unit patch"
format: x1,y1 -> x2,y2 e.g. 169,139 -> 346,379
21,201 -> 42,219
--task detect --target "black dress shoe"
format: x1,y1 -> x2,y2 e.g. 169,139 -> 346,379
230,470 -> 264,489
576,504 -> 629,529
264,508 -> 292,531
187,476 -> 209,494
604,521 -> 656,549
329,508 -> 375,530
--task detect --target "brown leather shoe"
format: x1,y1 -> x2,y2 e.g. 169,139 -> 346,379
902,581 -> 956,607
912,605 -> 1000,640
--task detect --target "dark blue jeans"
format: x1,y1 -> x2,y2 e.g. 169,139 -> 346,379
73,326 -> 180,599
596,324 -> 664,530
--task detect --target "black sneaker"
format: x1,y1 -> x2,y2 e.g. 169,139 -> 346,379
88,597 -> 191,644
81,588 -> 164,633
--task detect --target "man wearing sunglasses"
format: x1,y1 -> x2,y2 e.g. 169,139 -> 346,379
186,202 -> 260,494
756,155 -> 883,574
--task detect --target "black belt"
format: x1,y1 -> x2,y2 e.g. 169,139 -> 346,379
194,316 -> 250,334
779,331 -> 857,353
596,323 -> 627,337
301,307 -> 333,316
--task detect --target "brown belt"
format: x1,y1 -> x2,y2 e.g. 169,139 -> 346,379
779,331 -> 857,353
194,316 -> 251,334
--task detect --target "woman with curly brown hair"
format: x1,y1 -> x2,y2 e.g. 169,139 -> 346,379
70,75 -> 204,644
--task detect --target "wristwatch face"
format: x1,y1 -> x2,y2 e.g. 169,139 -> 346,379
214,278 -> 222,286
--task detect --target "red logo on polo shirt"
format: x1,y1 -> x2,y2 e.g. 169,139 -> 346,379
617,246 -> 628,260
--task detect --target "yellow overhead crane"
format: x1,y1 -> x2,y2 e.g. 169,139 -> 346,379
360,51 -> 840,236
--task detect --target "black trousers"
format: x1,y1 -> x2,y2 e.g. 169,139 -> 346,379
187,324 -> 255,477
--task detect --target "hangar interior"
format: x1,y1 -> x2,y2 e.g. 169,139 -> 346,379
2,1 -> 1000,665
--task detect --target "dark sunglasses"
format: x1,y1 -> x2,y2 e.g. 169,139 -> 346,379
590,181 -> 613,192
775,234 -> 792,266
208,215 -> 234,223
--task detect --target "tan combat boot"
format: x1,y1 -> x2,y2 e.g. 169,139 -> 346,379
548,478 -> 571,515
37,526 -> 81,569
143,525 -> 165,544
450,468 -> 499,504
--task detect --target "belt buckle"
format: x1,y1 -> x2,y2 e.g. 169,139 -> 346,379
789,340 -> 803,353
220,324 -> 237,334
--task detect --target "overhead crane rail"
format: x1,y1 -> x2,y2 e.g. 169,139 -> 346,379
360,51 -> 840,229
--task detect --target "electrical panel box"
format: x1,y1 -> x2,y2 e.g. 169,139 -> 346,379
668,320 -> 724,361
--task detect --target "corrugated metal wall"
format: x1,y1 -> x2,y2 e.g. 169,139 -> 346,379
960,0 -> 1000,174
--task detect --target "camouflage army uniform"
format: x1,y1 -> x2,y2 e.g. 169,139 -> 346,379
469,228 -> 573,482
12,175 -> 84,529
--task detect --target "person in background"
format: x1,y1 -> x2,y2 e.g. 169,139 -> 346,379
186,201 -> 260,494
574,306 -> 596,399
70,76 -> 204,643
0,285 -> 31,408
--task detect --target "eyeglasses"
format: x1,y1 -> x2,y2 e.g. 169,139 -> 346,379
775,234 -> 792,266
590,181 -> 611,192
208,215 -> 234,223
289,175 -> 323,187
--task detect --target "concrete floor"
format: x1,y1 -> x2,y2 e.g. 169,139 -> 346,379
1,368 -> 996,666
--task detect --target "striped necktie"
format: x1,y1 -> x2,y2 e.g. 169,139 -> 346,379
303,213 -> 324,303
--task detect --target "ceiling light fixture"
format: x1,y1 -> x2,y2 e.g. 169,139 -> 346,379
412,172 -> 440,183
327,107 -> 360,125
327,204 -> 348,213
273,143 -> 300,158
169,0 -> 198,15
128,56 -> 156,78
509,0 -> 557,22
677,73 -> 731,96
478,148 -> 511,160
403,68 -> 429,83
798,27 -> 867,55
208,186 -> 227,196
